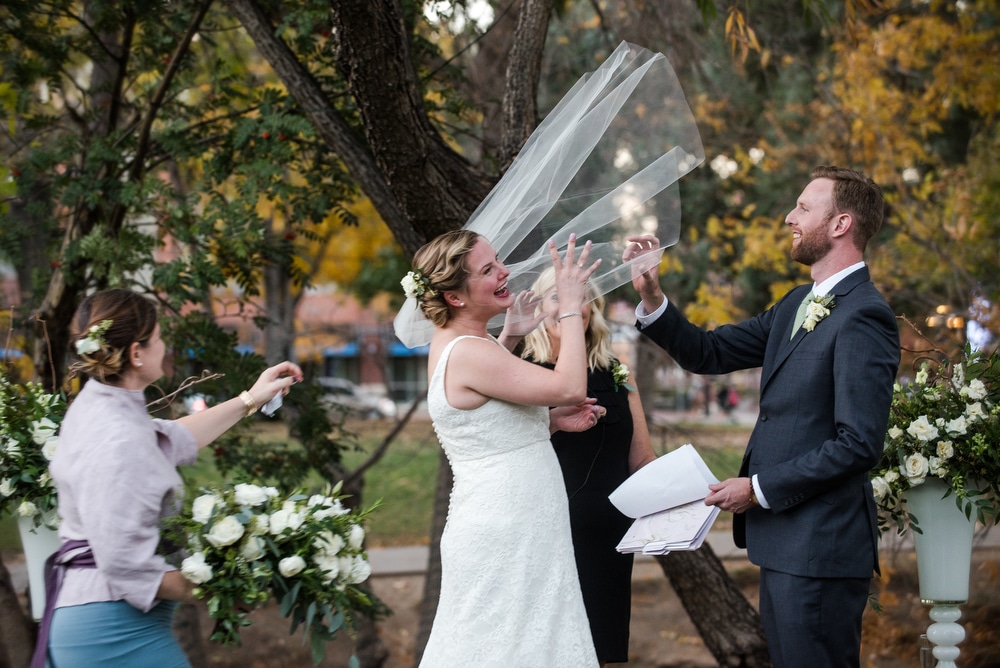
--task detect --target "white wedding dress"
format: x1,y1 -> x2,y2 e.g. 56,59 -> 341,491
419,336 -> 598,667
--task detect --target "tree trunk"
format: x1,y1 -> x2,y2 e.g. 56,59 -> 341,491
656,546 -> 771,667
0,553 -> 33,668
173,603 -> 207,668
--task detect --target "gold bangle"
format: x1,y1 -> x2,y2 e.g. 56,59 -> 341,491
557,311 -> 582,322
239,391 -> 258,417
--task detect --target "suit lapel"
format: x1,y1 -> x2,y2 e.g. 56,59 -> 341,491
760,268 -> 872,393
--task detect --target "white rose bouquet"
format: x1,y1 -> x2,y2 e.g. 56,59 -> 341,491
0,375 -> 66,529
872,346 -> 1000,533
168,480 -> 381,664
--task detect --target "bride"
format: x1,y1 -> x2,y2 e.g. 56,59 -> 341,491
407,229 -> 601,667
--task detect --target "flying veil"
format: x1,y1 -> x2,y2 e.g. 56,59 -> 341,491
394,41 -> 704,347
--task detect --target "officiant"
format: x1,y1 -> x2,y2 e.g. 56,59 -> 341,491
519,267 -> 656,665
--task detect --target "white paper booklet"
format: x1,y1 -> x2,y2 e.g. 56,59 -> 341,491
608,443 -> 721,555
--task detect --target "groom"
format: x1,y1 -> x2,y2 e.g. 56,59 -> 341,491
625,166 -> 899,667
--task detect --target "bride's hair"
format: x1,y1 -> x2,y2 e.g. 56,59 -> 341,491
520,267 -> 615,370
411,230 -> 481,327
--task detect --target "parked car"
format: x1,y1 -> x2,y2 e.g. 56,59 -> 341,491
317,377 -> 397,419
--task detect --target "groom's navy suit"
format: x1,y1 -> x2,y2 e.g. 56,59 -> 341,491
639,267 -> 899,667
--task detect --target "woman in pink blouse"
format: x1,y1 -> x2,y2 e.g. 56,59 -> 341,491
37,289 -> 302,668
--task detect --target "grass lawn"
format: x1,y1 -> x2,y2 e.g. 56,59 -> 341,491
0,418 -> 750,552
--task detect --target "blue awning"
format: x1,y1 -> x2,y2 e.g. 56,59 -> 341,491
0,348 -> 24,360
389,342 -> 429,357
323,342 -> 360,357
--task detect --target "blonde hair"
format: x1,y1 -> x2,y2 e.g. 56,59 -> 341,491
410,230 -> 481,327
69,289 -> 158,382
520,267 -> 615,370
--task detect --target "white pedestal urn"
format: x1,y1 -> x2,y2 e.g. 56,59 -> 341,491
903,476 -> 977,668
16,515 -> 61,621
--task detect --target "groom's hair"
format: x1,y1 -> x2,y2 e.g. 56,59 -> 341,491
811,165 -> 884,250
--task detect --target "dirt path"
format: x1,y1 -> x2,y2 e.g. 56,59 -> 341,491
200,548 -> 1000,668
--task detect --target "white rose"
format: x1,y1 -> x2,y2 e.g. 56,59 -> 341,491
308,494 -> 333,508
348,523 -> 365,550
30,417 -> 59,446
192,494 -> 219,524
936,440 -> 954,459
41,437 -> 58,461
960,378 -> 987,401
945,415 -> 967,436
270,506 -> 305,536
279,555 -> 307,577
0,478 -> 14,497
887,426 -> 904,440
75,337 -> 100,355
313,553 -> 340,581
249,514 -> 270,535
181,552 -> 214,584
400,273 -> 418,298
345,555 -> 371,584
204,515 -> 246,548
964,402 -> 985,422
18,500 -> 38,517
884,469 -> 899,483
234,483 -> 270,507
903,453 -> 930,485
928,456 -> 948,478
263,486 -> 280,499
240,536 -> 265,561
312,498 -> 349,519
871,477 -> 891,502
314,530 -> 344,556
906,416 -> 939,442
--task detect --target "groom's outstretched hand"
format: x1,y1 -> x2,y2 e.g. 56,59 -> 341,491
623,235 -> 665,315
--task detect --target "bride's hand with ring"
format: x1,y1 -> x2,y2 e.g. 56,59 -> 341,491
549,233 -> 600,312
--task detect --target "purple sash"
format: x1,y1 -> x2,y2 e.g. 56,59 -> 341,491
31,539 -> 97,668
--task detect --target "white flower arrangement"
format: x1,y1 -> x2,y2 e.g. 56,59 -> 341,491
0,375 -> 66,529
400,270 -> 435,300
802,294 -> 835,333
872,346 -> 1000,533
168,481 -> 381,664
74,319 -> 112,355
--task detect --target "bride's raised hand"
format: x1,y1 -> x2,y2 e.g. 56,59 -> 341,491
548,233 -> 601,310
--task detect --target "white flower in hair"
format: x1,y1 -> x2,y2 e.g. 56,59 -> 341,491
75,319 -> 113,355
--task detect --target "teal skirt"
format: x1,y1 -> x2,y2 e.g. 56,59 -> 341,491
48,600 -> 190,667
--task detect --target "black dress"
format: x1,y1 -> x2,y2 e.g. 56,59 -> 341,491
537,359 -> 636,663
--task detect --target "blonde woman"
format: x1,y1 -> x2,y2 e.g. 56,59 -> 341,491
521,268 -> 656,665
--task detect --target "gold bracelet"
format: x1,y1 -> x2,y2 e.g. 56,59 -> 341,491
238,391 -> 258,417
748,480 -> 759,507
557,311 -> 582,322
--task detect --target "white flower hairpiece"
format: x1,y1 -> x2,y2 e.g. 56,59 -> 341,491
401,270 -> 435,300
802,294 -> 835,332
75,319 -> 113,355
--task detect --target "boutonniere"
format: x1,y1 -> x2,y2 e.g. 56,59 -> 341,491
612,362 -> 636,392
802,294 -> 835,332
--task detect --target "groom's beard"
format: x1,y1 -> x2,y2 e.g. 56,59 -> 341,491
791,217 -> 834,266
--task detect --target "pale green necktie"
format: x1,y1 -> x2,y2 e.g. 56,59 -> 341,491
790,292 -> 814,339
